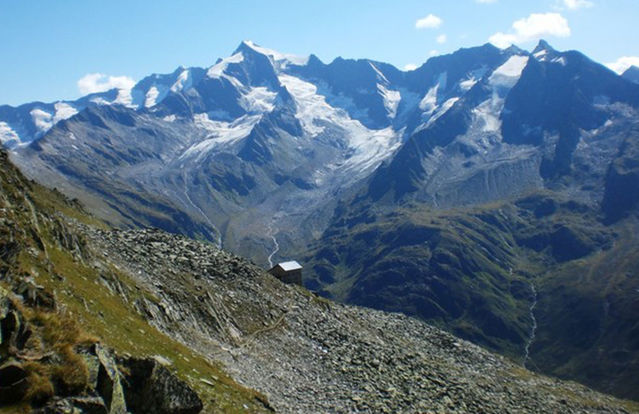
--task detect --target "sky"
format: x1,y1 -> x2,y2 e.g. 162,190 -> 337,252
1,0 -> 639,106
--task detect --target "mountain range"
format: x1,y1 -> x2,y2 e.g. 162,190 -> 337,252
2,39 -> 639,402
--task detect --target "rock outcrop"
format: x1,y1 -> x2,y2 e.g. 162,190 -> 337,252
0,287 -> 202,414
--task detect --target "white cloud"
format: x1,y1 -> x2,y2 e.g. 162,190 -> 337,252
606,56 -> 639,74
416,14 -> 443,29
429,50 -> 440,57
489,13 -> 571,48
77,73 -> 136,95
562,0 -> 593,10
30,108 -> 53,132
436,34 -> 447,44
404,63 -> 418,71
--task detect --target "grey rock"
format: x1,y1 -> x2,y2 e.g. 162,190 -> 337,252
118,356 -> 203,414
95,344 -> 127,414
33,396 -> 109,414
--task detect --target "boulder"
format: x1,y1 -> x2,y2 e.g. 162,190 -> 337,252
118,356 -> 203,414
95,344 -> 127,414
32,396 -> 109,414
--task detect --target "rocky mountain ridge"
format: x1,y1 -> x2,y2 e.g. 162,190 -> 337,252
11,40 -> 635,259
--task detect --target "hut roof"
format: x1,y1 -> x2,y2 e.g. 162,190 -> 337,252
276,261 -> 302,271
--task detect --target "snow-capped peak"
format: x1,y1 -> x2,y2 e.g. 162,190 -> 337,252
532,39 -> 557,62
489,55 -> 529,88
207,52 -> 245,79
171,68 -> 193,93
238,40 -> 309,69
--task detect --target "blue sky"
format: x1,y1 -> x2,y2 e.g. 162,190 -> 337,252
2,0 -> 639,106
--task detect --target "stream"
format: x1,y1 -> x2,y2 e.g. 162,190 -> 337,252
267,229 -> 280,268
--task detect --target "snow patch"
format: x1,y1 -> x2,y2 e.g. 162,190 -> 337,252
163,115 -> 177,122
465,58 -> 528,136
459,67 -> 488,92
90,97 -> 110,105
419,84 -> 439,113
419,72 -> 448,114
429,97 -> 459,125
184,113 -> 261,159
489,56 -> 529,88
473,96 -> 502,132
207,53 -> 244,78
460,78 -> 478,91
533,49 -> 548,61
369,62 -> 389,84
552,56 -> 567,66
171,69 -> 193,92
145,86 -> 159,107
279,74 -> 330,136
377,84 -> 401,118
144,85 -> 169,108
279,74 -> 400,174
114,88 -> 136,107
242,87 -> 277,113
345,126 -> 399,174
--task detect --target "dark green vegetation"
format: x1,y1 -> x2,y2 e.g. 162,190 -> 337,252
303,191 -> 639,400
0,150 -> 272,412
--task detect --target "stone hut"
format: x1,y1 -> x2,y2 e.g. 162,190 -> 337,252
268,261 -> 302,285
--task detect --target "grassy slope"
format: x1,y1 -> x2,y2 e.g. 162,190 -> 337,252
534,221 -> 639,399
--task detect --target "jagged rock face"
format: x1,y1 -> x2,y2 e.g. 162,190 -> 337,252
8,40 -> 639,267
